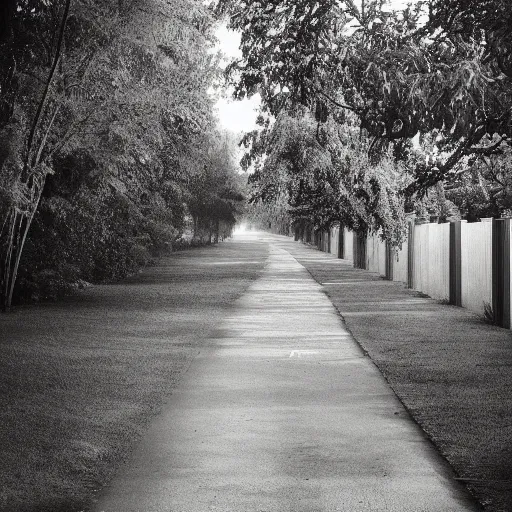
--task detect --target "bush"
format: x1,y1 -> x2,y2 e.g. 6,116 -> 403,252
130,244 -> 152,267
12,183 -> 186,303
16,263 -> 80,302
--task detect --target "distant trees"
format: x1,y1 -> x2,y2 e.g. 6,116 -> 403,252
214,0 -> 512,237
186,132 -> 245,242
243,108 -> 410,245
0,0 -> 244,309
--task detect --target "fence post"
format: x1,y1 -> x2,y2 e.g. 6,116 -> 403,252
407,216 -> 415,288
353,233 -> 359,268
385,241 -> 393,280
338,225 -> 345,259
354,232 -> 367,269
353,232 -> 358,268
492,218 -> 511,328
449,221 -> 463,306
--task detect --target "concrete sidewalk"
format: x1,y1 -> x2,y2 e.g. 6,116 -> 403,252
266,233 -> 512,512
93,234 -> 479,512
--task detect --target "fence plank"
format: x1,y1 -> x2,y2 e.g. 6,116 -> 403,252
460,220 -> 492,316
344,228 -> 354,262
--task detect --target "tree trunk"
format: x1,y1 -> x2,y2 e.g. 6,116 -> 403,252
1,209 -> 18,310
214,220 -> 219,243
6,178 -> 45,309
24,0 -> 72,176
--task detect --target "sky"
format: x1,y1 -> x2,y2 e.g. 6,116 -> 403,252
214,26 -> 258,135
214,0 -> 417,135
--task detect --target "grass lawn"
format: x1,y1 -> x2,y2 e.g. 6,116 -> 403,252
0,240 -> 267,512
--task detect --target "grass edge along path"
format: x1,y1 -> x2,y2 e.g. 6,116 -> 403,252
272,234 -> 512,512
0,239 -> 268,512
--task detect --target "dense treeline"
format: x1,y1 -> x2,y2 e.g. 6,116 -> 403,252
0,0 -> 244,308
215,0 -> 512,241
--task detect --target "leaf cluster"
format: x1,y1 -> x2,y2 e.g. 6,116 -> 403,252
215,0 -> 512,194
246,108 -> 410,245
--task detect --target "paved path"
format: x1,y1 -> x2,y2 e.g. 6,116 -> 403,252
93,233 -> 479,512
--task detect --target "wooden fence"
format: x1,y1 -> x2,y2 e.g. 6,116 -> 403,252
292,218 -> 512,328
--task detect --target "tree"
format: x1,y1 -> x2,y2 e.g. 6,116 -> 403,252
0,0 -> 72,310
214,0 -> 512,193
444,146 -> 512,221
244,108 -> 411,246
427,0 -> 512,79
187,131 -> 245,242
211,0 -> 512,244
0,0 -> 241,308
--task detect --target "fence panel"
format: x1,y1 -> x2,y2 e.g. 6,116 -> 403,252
322,231 -> 330,252
379,239 -> 386,275
413,223 -> 450,300
413,224 -> 428,293
330,226 -> 339,256
393,241 -> 408,284
428,223 -> 450,300
343,228 -> 354,262
461,221 -> 492,315
366,233 -> 387,276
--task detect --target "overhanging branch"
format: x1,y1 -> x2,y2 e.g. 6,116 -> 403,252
312,86 -> 358,113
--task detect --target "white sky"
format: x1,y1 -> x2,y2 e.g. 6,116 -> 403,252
214,26 -> 259,135
214,0 -> 418,134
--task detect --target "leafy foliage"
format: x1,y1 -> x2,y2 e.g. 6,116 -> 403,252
215,0 -> 512,237
445,147 -> 512,221
0,0 -> 244,307
218,0 -> 511,178
186,132 -> 246,242
245,108 -> 410,245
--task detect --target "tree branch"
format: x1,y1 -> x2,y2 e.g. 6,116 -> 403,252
313,87 -> 357,112
465,136 -> 507,156
24,0 -> 72,177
